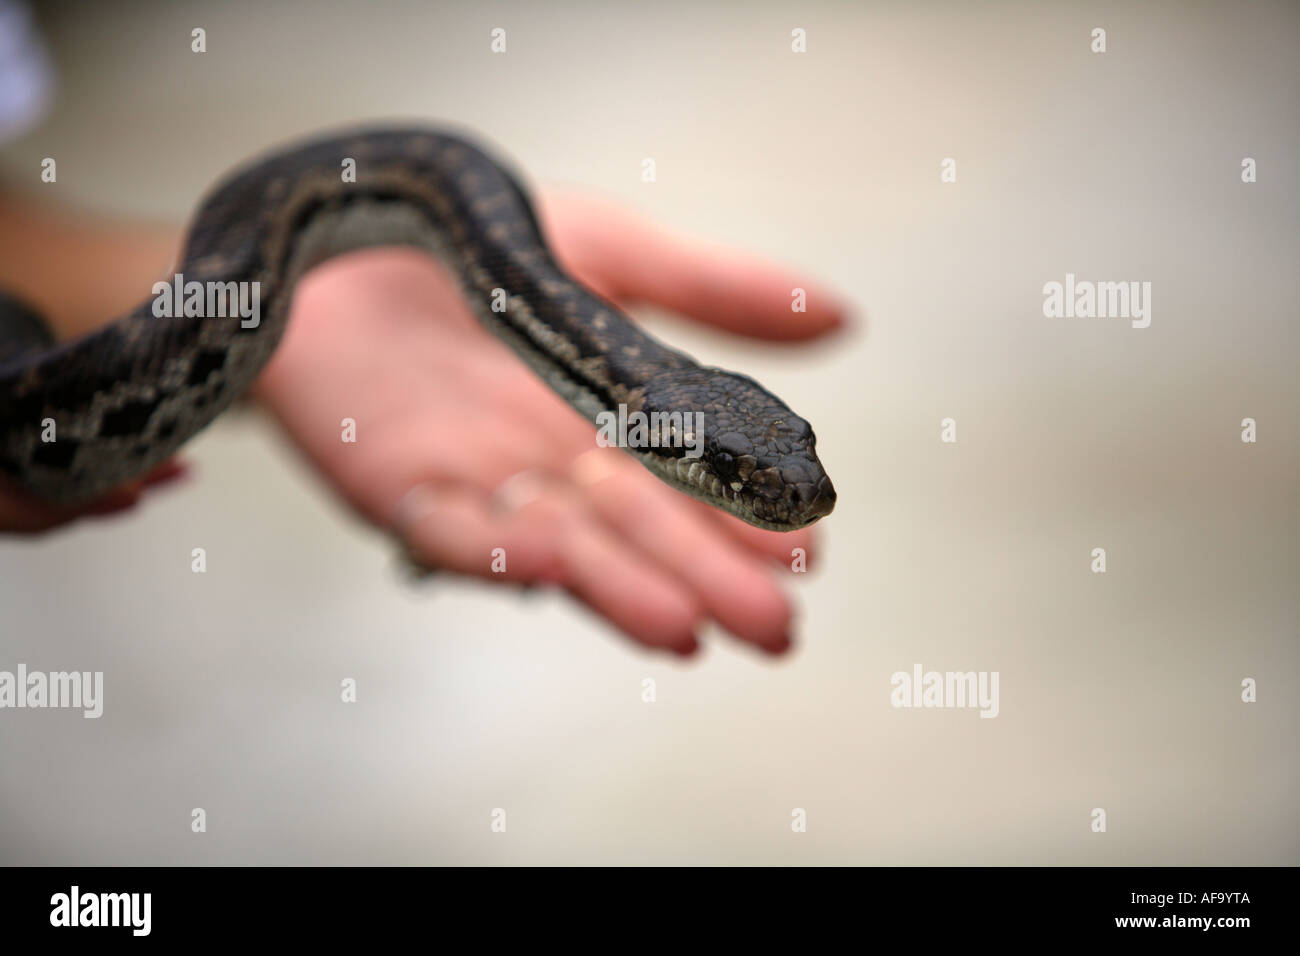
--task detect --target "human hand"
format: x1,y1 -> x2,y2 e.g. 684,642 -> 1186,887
253,193 -> 848,657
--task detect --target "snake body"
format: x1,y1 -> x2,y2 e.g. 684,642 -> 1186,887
0,127 -> 835,531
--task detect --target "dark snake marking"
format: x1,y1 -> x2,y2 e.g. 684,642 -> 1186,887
0,127 -> 835,531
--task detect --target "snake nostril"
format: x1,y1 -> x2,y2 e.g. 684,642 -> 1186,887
808,476 -> 837,518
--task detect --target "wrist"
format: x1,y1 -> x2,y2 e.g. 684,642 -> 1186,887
0,193 -> 178,340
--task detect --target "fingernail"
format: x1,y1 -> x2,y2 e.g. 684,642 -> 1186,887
763,633 -> 793,655
672,636 -> 700,657
143,460 -> 192,487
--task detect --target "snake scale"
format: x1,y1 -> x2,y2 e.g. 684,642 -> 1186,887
0,127 -> 835,531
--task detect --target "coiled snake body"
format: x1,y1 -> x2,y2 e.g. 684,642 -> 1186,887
0,127 -> 835,531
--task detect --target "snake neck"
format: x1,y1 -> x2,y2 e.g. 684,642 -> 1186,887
0,128 -> 678,501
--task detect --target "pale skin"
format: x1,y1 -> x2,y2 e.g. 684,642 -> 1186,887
0,191 -> 848,656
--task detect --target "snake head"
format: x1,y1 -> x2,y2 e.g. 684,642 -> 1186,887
633,367 -> 836,532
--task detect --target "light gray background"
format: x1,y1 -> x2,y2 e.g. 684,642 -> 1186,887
0,0 -> 1295,864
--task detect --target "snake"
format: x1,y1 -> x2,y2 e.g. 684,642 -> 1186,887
0,126 -> 835,531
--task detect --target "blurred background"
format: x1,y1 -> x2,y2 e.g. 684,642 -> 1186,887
0,0 -> 1295,864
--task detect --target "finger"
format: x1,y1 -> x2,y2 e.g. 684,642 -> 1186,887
0,455 -> 190,535
570,448 -> 794,653
329,410 -> 564,530
692,499 -> 821,572
0,479 -> 142,534
396,480 -> 561,582
139,457 -> 192,489
540,192 -> 851,341
557,510 -> 703,657
398,478 -> 701,654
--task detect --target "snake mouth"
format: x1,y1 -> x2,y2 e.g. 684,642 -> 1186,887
637,450 -> 836,532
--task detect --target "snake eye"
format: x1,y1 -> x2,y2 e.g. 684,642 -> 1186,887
714,451 -> 736,477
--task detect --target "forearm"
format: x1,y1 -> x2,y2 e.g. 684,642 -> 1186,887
0,192 -> 179,340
